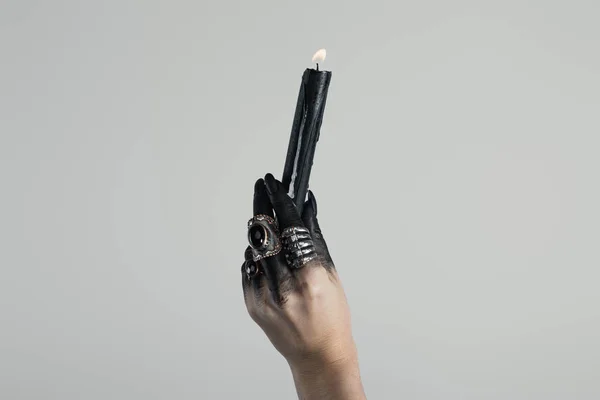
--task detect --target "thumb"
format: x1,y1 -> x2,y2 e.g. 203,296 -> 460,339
301,190 -> 334,269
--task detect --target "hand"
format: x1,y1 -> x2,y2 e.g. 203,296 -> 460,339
241,173 -> 365,399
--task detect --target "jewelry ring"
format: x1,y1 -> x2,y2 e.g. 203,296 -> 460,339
247,214 -> 282,262
244,260 -> 261,280
281,226 -> 317,269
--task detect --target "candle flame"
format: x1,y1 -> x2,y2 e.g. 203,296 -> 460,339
312,49 -> 327,64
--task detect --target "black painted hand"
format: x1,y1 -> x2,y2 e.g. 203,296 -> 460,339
241,173 -> 357,369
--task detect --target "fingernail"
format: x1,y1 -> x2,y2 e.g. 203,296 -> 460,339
308,190 -> 317,216
264,173 -> 278,195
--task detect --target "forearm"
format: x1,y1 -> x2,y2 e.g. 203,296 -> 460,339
289,354 -> 366,400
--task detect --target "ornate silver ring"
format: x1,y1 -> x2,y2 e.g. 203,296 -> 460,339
247,214 -> 282,262
281,226 -> 317,269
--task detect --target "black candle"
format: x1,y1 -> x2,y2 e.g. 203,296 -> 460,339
281,49 -> 332,216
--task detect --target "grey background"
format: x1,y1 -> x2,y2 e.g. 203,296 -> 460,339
1,1 -> 599,399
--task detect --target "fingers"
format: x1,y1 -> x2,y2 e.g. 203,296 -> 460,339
264,173 -> 303,230
247,174 -> 321,308
253,178 -> 274,217
248,177 -> 295,307
241,246 -> 267,307
241,246 -> 294,310
301,190 -> 319,233
301,190 -> 335,269
249,179 -> 277,265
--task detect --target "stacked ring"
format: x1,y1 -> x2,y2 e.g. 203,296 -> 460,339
281,226 -> 317,269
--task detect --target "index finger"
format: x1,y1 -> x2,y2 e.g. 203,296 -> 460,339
253,178 -> 274,217
264,173 -> 304,230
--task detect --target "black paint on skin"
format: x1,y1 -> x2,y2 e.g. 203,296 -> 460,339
281,68 -> 332,216
242,175 -> 335,308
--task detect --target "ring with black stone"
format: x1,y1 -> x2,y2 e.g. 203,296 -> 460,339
244,260 -> 260,280
247,214 -> 282,262
281,226 -> 318,269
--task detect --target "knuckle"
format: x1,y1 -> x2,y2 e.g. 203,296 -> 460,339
247,301 -> 268,323
246,303 -> 260,320
298,278 -> 324,300
296,265 -> 332,300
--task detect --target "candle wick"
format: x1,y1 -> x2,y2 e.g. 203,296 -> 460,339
316,63 -> 319,71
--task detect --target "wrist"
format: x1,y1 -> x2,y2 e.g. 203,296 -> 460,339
288,347 -> 358,376
288,352 -> 365,400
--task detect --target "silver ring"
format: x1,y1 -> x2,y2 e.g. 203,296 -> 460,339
247,214 -> 282,262
281,226 -> 317,269
244,260 -> 261,281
